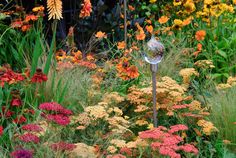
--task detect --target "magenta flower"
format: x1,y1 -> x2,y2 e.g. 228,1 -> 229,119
11,149 -> 33,158
22,124 -> 43,132
19,133 -> 40,143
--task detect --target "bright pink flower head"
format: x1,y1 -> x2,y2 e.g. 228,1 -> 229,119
44,114 -> 70,126
39,102 -> 64,112
159,146 -> 181,158
22,124 -> 43,132
11,98 -> 22,107
106,154 -> 126,158
50,142 -> 76,151
168,124 -> 188,134
19,133 -> 40,143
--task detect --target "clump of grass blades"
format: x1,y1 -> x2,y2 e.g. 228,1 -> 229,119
208,86 -> 236,152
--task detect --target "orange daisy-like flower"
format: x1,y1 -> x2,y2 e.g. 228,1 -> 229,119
32,6 -> 45,12
183,17 -> 193,26
56,49 -> 67,61
95,31 -> 107,39
21,25 -> 31,32
117,41 -> 126,50
145,25 -> 153,34
158,16 -> 169,24
135,23 -> 146,41
126,65 -> 139,79
11,20 -> 23,28
195,30 -> 206,41
79,0 -> 92,18
25,14 -> 38,22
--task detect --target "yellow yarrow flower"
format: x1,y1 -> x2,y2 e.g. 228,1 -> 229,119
173,0 -> 182,6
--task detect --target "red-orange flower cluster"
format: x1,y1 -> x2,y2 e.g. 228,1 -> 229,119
116,57 -> 139,80
80,0 -> 92,18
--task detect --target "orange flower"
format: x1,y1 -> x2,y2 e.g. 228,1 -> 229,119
128,5 -> 135,11
158,16 -> 169,24
11,20 -> 23,28
79,0 -> 92,18
197,43 -> 202,51
145,19 -> 152,24
183,17 -> 193,26
117,41 -> 126,50
56,49 -> 67,61
95,31 -> 107,39
86,54 -> 95,61
21,25 -> 31,32
126,65 -> 139,79
195,30 -> 206,41
32,6 -> 44,12
145,25 -> 153,34
25,14 -> 38,22
135,23 -> 146,41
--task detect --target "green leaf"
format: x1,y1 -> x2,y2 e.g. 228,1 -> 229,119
30,34 -> 42,77
44,21 -> 57,75
0,87 -> 3,106
218,50 -> 227,59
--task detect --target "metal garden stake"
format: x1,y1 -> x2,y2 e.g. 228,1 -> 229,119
143,36 -> 164,127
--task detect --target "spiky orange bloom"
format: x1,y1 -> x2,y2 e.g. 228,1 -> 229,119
183,17 -> 193,26
117,41 -> 126,50
21,25 -> 31,32
47,0 -> 63,20
95,31 -> 107,39
195,30 -> 206,41
158,16 -> 169,24
79,0 -> 92,18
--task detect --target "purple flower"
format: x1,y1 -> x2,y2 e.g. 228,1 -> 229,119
11,149 -> 33,158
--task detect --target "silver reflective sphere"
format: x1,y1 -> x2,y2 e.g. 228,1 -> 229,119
143,36 -> 164,64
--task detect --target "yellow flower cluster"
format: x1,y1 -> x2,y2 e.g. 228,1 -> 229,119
85,105 -> 109,120
102,92 -> 125,104
69,143 -> 97,157
197,119 -> 218,135
216,76 -> 236,90
194,60 -> 215,69
179,68 -> 199,86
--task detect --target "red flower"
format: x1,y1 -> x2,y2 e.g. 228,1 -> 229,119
0,126 -> 3,136
31,68 -> 47,83
50,142 -> 76,151
22,124 -> 43,132
13,116 -> 27,124
44,114 -> 70,126
19,133 -> 40,143
0,106 -> 14,118
11,98 -> 22,107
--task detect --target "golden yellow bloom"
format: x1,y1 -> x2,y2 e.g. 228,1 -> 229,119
184,1 -> 196,13
179,68 -> 199,85
150,0 -> 157,3
173,0 -> 182,6
197,119 -> 218,135
233,0 -> 236,5
172,19 -> 183,30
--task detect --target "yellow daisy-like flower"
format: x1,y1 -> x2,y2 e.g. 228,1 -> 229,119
172,19 -> 183,30
173,0 -> 182,6
150,0 -> 157,3
184,1 -> 196,14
